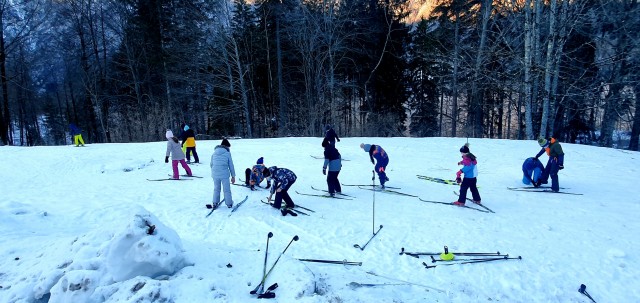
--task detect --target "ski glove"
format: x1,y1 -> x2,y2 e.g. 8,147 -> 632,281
322,168 -> 326,175
165,156 -> 169,163
456,177 -> 462,184
559,165 -> 564,170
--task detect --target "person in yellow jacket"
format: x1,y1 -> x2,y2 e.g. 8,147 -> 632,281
180,124 -> 199,163
69,123 -> 85,147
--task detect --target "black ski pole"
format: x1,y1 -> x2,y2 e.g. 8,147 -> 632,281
297,258 -> 362,266
250,232 -> 274,295
579,284 -> 596,303
251,235 -> 299,295
424,256 -> 522,268
400,247 -> 502,257
431,255 -> 509,263
354,171 -> 383,250
371,170 -> 376,234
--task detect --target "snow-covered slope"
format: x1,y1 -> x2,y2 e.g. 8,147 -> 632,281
0,137 -> 637,302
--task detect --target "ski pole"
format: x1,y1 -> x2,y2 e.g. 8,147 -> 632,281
423,256 -> 522,268
400,247 -> 502,256
250,232 -> 274,295
348,282 -> 409,288
431,255 -> 509,263
371,170 -> 375,235
579,284 -> 596,303
297,259 -> 362,266
365,271 -> 445,293
251,235 -> 299,294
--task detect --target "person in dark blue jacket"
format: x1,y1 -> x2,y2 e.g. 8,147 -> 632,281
69,123 -> 85,146
360,143 -> 389,188
266,166 -> 297,215
324,124 -> 340,145
522,157 -> 544,185
322,138 -> 342,196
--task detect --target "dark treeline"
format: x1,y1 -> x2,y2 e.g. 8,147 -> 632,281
0,0 -> 638,149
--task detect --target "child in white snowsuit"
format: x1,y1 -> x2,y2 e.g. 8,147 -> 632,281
210,138 -> 236,208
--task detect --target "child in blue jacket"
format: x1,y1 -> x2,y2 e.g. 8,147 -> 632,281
522,157 -> 544,185
454,143 -> 482,206
360,143 -> 389,188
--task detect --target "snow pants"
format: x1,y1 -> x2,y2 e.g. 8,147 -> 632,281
171,159 -> 192,179
213,177 -> 233,208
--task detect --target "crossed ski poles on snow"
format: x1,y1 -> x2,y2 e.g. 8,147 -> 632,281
250,232 -> 299,298
399,246 -> 522,269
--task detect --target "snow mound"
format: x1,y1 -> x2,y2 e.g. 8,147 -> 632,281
46,208 -> 187,302
105,210 -> 187,282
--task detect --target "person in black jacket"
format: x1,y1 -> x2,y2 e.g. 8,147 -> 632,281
180,124 -> 199,163
324,124 -> 340,146
322,138 -> 342,196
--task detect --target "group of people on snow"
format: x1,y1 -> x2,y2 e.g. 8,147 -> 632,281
162,121 -> 566,216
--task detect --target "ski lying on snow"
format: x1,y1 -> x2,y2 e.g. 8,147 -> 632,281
229,196 -> 249,215
453,191 -> 495,213
417,198 -> 490,213
260,200 -> 310,216
238,179 -> 267,190
310,186 -> 356,198
357,186 -> 417,197
232,183 -> 264,190
295,190 -> 353,200
168,174 -> 203,178
416,175 -> 459,186
341,183 -> 400,189
147,178 -> 192,181
310,155 -> 350,161
507,187 -> 582,195
205,199 -> 225,217
509,186 -> 568,190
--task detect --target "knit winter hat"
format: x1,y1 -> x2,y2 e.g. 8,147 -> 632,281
165,130 -> 174,139
325,124 -> 331,132
221,138 -> 231,147
361,143 -> 372,152
538,138 -> 548,147
184,125 -> 189,131
257,157 -> 264,165
459,143 -> 470,153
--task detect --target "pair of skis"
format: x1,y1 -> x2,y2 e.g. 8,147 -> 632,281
260,200 -> 312,216
250,233 -> 299,299
204,195 -> 249,217
295,189 -> 353,200
147,174 -> 203,181
453,191 -> 495,213
507,187 -> 582,195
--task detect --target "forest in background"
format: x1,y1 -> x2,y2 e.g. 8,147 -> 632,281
0,0 -> 638,149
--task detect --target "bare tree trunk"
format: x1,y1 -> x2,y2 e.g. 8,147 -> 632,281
0,13 -> 10,145
540,0 -> 557,137
451,11 -> 461,137
469,0 -> 492,138
523,0 -> 534,139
